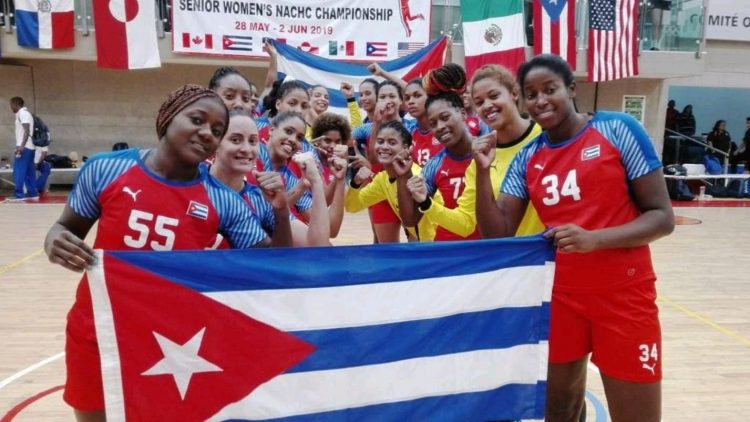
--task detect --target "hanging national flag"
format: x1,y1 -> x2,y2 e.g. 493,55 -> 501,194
92,0 -> 160,69
366,41 -> 388,57
88,237 -> 554,420
588,0 -> 639,82
222,35 -> 253,51
398,42 -> 425,57
15,0 -> 74,49
272,37 -> 447,117
461,0 -> 526,79
534,0 -> 576,70
182,33 -> 213,50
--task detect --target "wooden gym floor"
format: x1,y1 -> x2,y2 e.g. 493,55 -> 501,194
0,191 -> 748,421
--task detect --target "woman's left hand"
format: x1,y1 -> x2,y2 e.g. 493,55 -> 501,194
543,224 -> 600,253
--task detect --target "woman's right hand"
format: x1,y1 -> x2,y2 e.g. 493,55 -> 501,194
354,166 -> 374,185
472,130 -> 497,170
46,230 -> 95,272
367,63 -> 384,77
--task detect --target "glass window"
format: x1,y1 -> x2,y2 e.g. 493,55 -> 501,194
431,0 -> 462,42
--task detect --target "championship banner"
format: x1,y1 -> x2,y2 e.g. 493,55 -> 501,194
87,237 -> 554,420
172,0 -> 431,61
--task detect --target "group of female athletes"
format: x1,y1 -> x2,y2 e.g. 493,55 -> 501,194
45,51 -> 674,422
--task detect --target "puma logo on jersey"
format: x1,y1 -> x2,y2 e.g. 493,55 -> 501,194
122,187 -> 142,201
534,164 -> 545,171
581,144 -> 601,161
642,362 -> 656,375
440,170 -> 450,176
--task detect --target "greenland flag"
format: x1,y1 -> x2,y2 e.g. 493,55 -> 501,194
14,0 -> 75,49
93,0 -> 161,69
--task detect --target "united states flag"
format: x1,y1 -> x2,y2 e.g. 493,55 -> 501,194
587,0 -> 638,82
534,0 -> 576,70
397,42 -> 425,57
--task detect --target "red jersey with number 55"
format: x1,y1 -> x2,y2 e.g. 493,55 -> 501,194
68,149 -> 267,251
501,112 -> 663,292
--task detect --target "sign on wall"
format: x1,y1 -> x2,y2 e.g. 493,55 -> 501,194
705,0 -> 750,42
623,95 -> 646,124
172,0 -> 431,61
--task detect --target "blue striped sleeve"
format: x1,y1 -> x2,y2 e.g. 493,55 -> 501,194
258,143 -> 272,171
256,117 -> 270,130
68,150 -> 139,219
500,141 -> 540,200
206,178 -> 267,248
421,152 -> 444,197
244,185 -> 277,235
296,190 -> 314,213
353,123 -> 373,148
592,112 -> 662,181
300,139 -> 322,164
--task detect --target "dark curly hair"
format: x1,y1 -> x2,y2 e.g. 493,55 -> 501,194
312,113 -> 352,143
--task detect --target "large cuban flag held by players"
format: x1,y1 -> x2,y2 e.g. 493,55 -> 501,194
88,236 -> 553,420
273,37 -> 447,117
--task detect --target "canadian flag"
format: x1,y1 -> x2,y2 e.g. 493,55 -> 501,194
182,33 -> 213,49
93,0 -> 161,69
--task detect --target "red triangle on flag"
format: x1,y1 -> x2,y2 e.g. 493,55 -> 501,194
102,254 -> 314,420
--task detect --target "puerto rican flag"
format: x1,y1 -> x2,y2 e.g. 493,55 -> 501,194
272,37 -> 448,117
14,0 -> 74,49
533,0 -> 577,70
88,237 -> 553,420
92,0 -> 161,69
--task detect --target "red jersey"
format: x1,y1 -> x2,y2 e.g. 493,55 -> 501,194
422,149 -> 479,241
411,127 -> 443,167
501,112 -> 663,292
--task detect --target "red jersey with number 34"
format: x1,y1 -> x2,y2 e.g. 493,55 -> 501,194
501,112 -> 663,292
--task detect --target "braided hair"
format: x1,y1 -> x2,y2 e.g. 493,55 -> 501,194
208,66 -> 256,91
155,84 -> 227,139
423,63 -> 467,113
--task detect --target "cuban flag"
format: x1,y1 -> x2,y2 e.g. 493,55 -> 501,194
14,0 -> 74,49
88,237 -> 553,420
272,36 -> 447,117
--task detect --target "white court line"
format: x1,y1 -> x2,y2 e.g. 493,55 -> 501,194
0,352 -> 65,391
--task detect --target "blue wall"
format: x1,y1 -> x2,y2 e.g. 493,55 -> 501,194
667,86 -> 749,146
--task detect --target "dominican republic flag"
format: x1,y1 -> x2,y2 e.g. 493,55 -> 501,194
588,0 -> 639,82
15,0 -> 74,49
88,237 -> 553,420
534,0 -> 576,70
92,0 -> 161,69
461,0 -> 526,78
272,36 -> 447,117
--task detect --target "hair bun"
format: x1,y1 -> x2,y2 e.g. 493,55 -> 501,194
424,63 -> 467,96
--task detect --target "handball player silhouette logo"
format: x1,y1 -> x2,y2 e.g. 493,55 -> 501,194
399,0 -> 425,37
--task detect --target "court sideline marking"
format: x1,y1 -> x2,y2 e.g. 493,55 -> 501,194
0,353 -> 65,392
659,295 -> 750,348
0,249 -> 44,276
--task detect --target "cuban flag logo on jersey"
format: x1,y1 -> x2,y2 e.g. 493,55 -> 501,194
187,200 -> 209,220
581,144 -> 601,161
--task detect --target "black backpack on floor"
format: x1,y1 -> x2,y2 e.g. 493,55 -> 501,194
664,165 -> 694,201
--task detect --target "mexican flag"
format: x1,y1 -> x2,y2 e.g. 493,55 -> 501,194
461,0 -> 526,78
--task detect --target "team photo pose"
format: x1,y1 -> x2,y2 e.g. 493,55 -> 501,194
346,121 -> 436,242
417,64 -> 544,239
475,55 -> 674,421
208,66 -> 259,116
44,85 -> 270,422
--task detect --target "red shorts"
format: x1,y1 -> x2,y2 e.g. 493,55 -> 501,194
369,200 -> 400,224
63,278 -> 105,411
549,280 -> 662,383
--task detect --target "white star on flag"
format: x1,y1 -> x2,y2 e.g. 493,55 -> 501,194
141,327 -> 222,400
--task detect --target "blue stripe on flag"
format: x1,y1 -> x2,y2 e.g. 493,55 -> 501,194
109,236 -> 555,292
287,305 -> 550,373
223,382 -> 546,421
15,10 -> 40,48
273,37 -> 443,77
